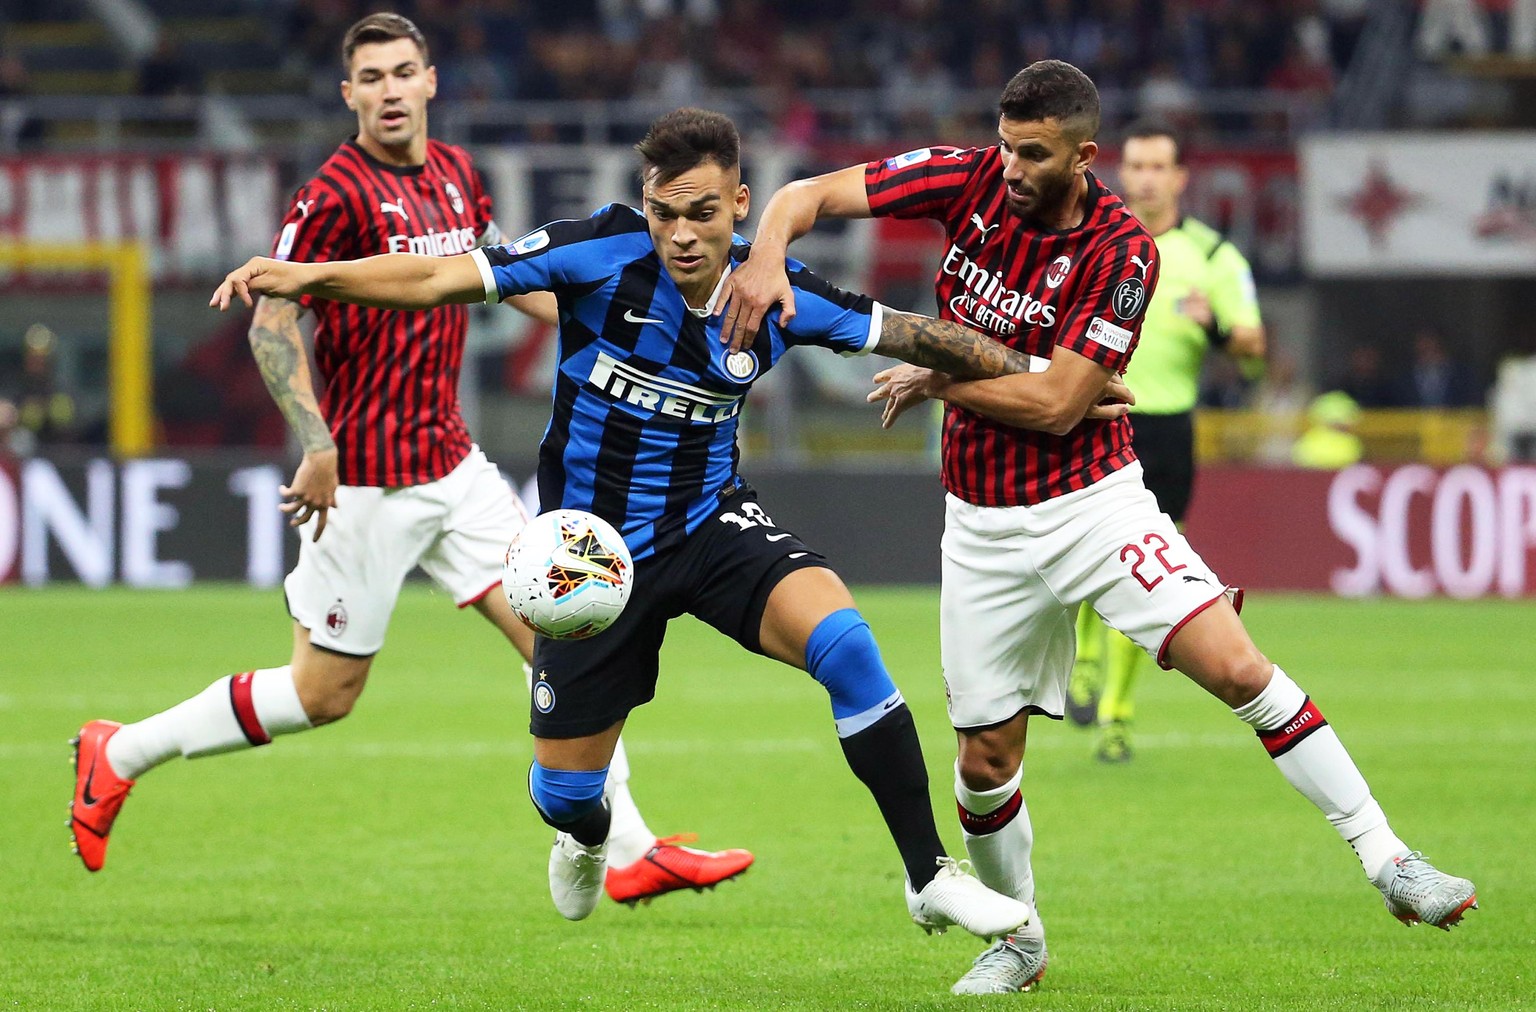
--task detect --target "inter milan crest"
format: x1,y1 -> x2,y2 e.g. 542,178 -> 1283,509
533,678 -> 556,714
723,350 -> 758,383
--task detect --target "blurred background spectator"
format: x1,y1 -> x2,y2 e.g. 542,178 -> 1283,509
1292,390 -> 1364,469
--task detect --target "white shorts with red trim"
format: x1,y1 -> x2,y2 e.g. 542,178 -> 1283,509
939,462 -> 1229,729
284,445 -> 529,656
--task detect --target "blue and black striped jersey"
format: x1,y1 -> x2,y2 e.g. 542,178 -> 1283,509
470,203 -> 882,559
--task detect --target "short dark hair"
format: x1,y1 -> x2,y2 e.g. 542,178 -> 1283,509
342,13 -> 429,72
1123,119 -> 1185,164
998,60 -> 1100,141
635,108 -> 741,186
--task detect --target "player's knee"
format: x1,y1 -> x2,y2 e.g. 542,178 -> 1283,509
803,608 -> 898,720
295,681 -> 363,726
955,729 -> 1022,790
956,749 -> 1019,792
1208,648 -> 1273,708
529,761 -> 608,827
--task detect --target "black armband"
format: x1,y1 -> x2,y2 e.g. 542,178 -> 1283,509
1203,317 -> 1232,349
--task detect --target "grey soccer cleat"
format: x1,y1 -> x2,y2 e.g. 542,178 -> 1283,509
1375,851 -> 1477,930
905,857 -> 1034,941
548,832 -> 608,921
951,923 -> 1048,995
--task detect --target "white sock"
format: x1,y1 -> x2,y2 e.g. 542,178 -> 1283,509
105,666 -> 312,780
955,760 -> 1035,906
1233,666 -> 1408,880
605,736 -> 656,868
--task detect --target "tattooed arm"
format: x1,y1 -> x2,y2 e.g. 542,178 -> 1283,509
870,309 -> 1134,433
249,295 -> 338,540
875,309 -> 1035,380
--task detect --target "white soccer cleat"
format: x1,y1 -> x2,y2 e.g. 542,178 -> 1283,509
1375,850 -> 1478,930
951,922 -> 1049,995
904,857 -> 1033,940
548,832 -> 608,921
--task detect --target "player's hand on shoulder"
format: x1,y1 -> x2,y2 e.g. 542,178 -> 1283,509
210,257 -> 304,311
717,254 -> 795,354
279,447 -> 339,541
1085,373 -> 1135,422
868,364 -> 948,430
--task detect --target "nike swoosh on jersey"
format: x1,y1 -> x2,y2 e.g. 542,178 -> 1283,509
623,309 -> 665,325
765,532 -> 793,542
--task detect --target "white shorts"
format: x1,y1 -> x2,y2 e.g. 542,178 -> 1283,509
284,446 -> 529,656
939,463 -> 1229,729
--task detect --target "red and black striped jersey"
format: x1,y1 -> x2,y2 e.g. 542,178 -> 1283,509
865,145 -> 1160,507
269,138 -> 494,487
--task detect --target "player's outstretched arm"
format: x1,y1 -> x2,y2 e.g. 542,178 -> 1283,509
720,164 -> 872,352
875,310 -> 1036,380
211,253 -> 488,311
248,296 -> 337,540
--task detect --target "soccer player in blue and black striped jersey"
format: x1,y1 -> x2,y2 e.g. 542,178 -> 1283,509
212,108 -> 1136,946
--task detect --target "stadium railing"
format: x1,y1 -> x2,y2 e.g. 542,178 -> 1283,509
0,241 -> 152,457
1195,408 -> 1490,466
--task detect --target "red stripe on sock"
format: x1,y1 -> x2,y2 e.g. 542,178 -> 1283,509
1256,698 -> 1328,758
229,672 -> 271,747
958,790 -> 1023,836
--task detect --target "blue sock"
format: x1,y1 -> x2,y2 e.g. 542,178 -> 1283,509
529,761 -> 610,846
804,608 -> 902,737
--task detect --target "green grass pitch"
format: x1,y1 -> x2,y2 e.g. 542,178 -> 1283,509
1,587 -> 1531,1009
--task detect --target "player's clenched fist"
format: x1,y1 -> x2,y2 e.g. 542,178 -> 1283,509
209,257 -> 313,310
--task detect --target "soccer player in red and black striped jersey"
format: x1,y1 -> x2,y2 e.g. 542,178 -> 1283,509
68,13 -> 753,908
725,60 -> 1475,993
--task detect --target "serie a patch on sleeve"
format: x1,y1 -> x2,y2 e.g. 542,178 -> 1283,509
1085,317 -> 1133,353
884,148 -> 932,170
511,228 -> 550,255
274,222 -> 298,261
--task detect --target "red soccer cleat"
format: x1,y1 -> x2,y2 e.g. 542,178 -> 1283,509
69,720 -> 136,872
604,834 -> 755,906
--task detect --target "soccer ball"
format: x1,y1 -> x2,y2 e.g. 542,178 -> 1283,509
503,509 -> 633,640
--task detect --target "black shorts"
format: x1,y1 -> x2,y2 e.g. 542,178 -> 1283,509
529,482 -> 827,739
1130,411 -> 1196,524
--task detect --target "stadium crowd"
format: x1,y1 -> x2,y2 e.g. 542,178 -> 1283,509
281,0 -> 1353,138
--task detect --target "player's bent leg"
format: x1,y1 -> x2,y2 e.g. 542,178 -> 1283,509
955,714 -> 1038,903
470,585 -> 535,664
759,569 -> 1030,940
70,623 -> 327,872
1166,601 -> 1477,929
533,725 -> 623,921
289,624 -> 376,726
950,722 -> 1049,995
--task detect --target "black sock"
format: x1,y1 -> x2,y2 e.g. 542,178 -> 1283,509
838,703 -> 946,890
564,803 -> 612,847
536,802 -> 612,848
